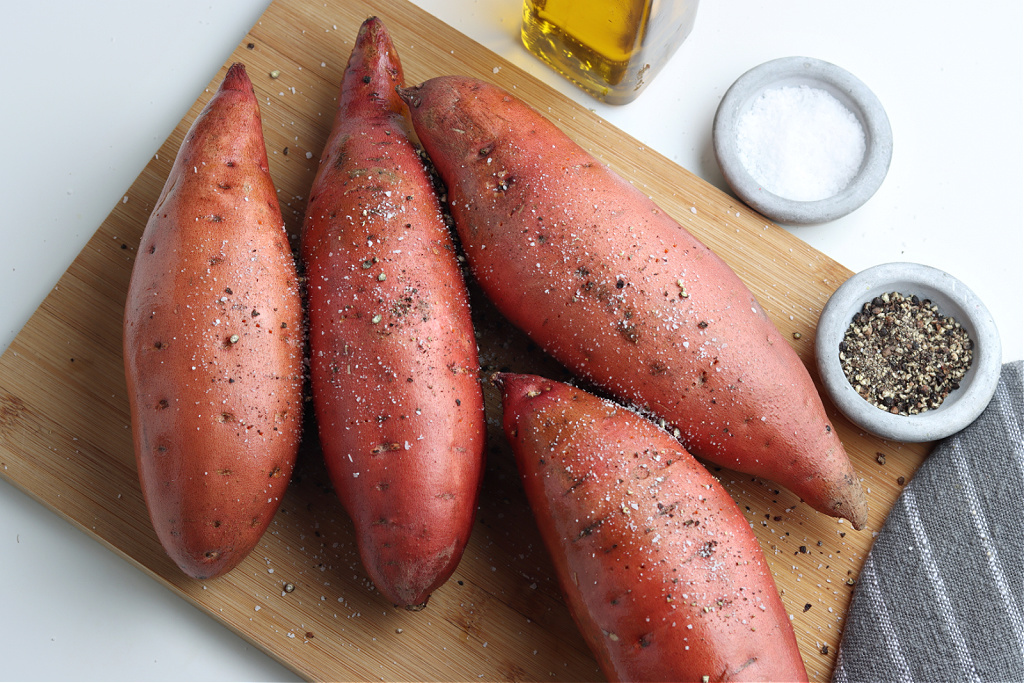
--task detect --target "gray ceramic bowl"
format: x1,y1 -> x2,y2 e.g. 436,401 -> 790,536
713,56 -> 893,225
815,262 -> 1001,442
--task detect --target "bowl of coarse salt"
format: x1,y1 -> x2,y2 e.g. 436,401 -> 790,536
815,262 -> 1002,442
713,56 -> 892,225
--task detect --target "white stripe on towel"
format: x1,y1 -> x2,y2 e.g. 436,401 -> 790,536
903,488 -> 980,682
861,553 -> 913,682
951,440 -> 1024,650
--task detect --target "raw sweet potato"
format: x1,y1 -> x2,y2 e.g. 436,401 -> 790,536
399,76 -> 868,529
123,63 -> 304,579
300,18 -> 486,609
495,372 -> 808,682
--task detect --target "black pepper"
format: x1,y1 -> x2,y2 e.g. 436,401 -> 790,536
838,292 -> 973,415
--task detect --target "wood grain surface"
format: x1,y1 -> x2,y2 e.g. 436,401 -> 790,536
0,0 -> 930,680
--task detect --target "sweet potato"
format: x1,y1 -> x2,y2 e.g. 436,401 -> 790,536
399,76 -> 867,529
300,18 -> 485,609
495,372 -> 808,682
123,63 -> 304,579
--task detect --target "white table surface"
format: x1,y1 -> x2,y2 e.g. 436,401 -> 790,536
1,1 -> 1020,680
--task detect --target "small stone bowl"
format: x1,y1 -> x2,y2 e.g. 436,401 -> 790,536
713,56 -> 893,225
815,262 -> 1001,442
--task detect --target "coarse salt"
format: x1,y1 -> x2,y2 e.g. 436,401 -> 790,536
736,85 -> 865,201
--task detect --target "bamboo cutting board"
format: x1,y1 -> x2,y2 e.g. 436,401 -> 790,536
0,0 -> 930,680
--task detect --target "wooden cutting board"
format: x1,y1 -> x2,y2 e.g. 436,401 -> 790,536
0,0 -> 930,680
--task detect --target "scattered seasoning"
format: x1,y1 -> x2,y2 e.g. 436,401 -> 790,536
792,331 -> 802,340
897,475 -> 906,486
228,334 -> 240,344
283,582 -> 295,593
270,69 -> 281,79
821,645 -> 830,655
875,452 -> 886,465
839,292 -> 973,415
736,85 -> 866,201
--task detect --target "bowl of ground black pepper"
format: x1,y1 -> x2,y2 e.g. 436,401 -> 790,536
815,262 -> 1001,442
713,56 -> 893,225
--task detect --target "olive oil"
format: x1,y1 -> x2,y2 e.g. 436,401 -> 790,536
521,0 -> 698,104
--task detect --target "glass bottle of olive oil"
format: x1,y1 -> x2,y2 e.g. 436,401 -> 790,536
521,0 -> 698,105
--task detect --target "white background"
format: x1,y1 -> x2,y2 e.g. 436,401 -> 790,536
0,1 -> 1020,680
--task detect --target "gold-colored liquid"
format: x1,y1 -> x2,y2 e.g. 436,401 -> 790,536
522,0 -> 698,104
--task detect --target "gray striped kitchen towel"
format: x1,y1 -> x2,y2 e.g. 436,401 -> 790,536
833,360 -> 1024,683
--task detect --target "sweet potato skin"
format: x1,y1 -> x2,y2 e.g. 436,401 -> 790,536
300,18 -> 485,608
399,76 -> 867,530
123,63 -> 304,579
496,373 -> 807,682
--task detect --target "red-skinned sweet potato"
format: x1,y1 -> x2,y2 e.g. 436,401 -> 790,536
123,63 -> 304,579
399,76 -> 867,530
300,18 -> 486,609
496,372 -> 808,682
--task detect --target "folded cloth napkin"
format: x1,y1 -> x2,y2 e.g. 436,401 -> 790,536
833,360 -> 1024,683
